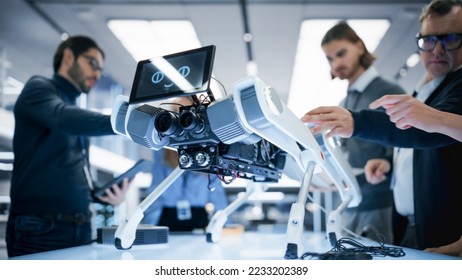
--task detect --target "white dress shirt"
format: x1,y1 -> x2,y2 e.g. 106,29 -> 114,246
392,76 -> 444,216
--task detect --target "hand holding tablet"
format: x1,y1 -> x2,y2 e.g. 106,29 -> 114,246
93,159 -> 152,197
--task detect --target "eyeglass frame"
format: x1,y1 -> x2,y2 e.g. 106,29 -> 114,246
80,53 -> 104,72
415,33 -> 462,52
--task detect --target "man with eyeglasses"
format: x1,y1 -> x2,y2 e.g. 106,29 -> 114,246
6,35 -> 129,257
365,28 -> 462,138
301,0 -> 462,252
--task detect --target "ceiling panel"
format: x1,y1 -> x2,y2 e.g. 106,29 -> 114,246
1,0 -> 428,105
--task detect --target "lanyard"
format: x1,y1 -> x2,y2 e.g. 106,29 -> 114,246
80,137 -> 94,190
59,87 -> 94,190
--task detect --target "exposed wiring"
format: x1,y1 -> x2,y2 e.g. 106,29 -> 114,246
300,236 -> 405,260
198,93 -> 212,104
296,187 -> 406,260
211,76 -> 228,96
305,190 -> 376,242
216,169 -> 240,184
330,236 -> 405,257
207,173 -> 215,191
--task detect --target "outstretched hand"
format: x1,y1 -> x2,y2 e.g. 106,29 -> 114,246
369,94 -> 441,132
300,106 -> 354,138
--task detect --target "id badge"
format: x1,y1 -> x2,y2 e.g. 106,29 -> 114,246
177,200 -> 192,220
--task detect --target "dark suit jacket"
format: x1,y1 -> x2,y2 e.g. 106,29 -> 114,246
351,68 -> 462,249
342,76 -> 404,211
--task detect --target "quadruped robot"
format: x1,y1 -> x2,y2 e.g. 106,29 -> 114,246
110,45 -> 361,259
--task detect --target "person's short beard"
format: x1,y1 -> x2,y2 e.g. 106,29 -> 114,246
68,61 -> 90,93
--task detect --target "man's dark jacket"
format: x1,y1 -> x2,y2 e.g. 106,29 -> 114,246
352,68 -> 462,249
11,74 -> 114,215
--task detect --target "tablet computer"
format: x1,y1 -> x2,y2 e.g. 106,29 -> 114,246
93,159 -> 152,197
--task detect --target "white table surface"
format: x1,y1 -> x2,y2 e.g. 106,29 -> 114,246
10,231 -> 460,260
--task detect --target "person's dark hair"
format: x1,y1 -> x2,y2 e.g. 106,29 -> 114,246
321,21 -> 376,70
420,0 -> 462,24
53,35 -> 105,73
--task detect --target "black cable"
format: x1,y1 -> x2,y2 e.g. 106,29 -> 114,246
300,236 -> 405,260
331,237 -> 405,258
211,76 -> 228,96
207,173 -> 216,191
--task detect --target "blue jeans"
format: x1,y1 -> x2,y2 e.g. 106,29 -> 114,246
6,214 -> 92,258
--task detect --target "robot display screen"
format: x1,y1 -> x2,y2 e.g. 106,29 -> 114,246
129,45 -> 215,104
